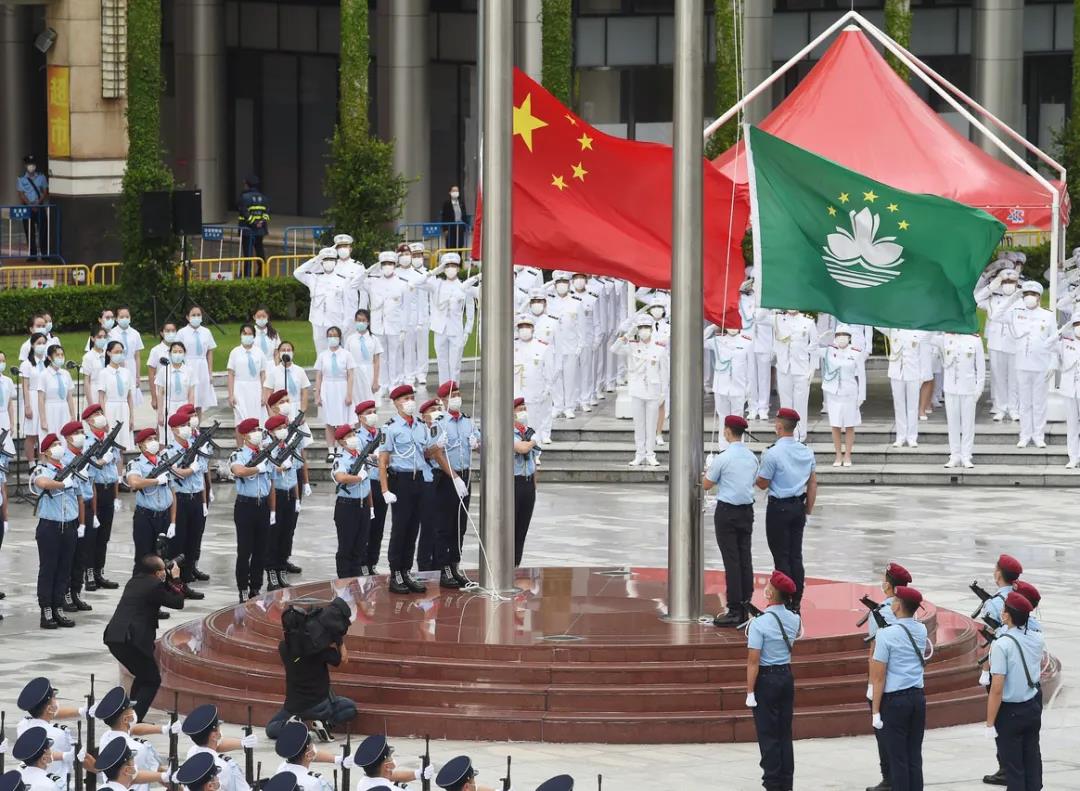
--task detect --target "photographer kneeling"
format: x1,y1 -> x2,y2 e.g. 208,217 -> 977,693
265,597 -> 358,739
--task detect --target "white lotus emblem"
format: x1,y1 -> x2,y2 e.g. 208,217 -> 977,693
822,207 -> 904,289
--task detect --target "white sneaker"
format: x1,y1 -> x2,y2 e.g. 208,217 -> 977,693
1016,439 -> 1029,448
919,414 -> 928,422
1066,460 -> 1079,470
645,454 -> 660,467
908,440 -> 918,448
842,460 -> 853,467
892,440 -> 903,448
541,435 -> 553,445
581,404 -> 592,413
962,459 -> 975,469
1011,415 -> 1020,423
590,398 -> 599,406
944,458 -> 959,468
1035,439 -> 1047,449
605,386 -> 616,393
563,410 -> 575,419
596,393 -> 606,401
832,459 -> 843,467
759,411 -> 770,420
992,412 -> 1004,422
655,435 -> 665,446
628,456 -> 644,467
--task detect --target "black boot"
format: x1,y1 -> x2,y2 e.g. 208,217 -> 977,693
71,592 -> 93,612
192,568 -> 210,582
285,561 -> 302,575
712,606 -> 744,628
52,607 -> 76,628
357,565 -> 371,577
84,569 -> 98,592
982,768 -> 1007,786
95,569 -> 119,589
440,566 -> 462,589
865,778 -> 891,791
389,571 -> 412,595
278,571 -> 292,588
62,591 -> 78,613
403,570 -> 427,593
181,583 -> 205,600
157,610 -> 171,620
40,607 -> 58,630
239,590 -> 246,604
450,564 -> 472,587
267,570 -> 282,592
247,588 -> 261,599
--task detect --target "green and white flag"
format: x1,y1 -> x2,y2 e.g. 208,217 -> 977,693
744,126 -> 1006,333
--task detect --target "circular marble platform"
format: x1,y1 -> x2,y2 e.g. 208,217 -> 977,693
153,567 -> 1061,744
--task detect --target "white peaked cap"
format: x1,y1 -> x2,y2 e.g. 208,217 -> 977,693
319,247 -> 337,260
377,250 -> 397,263
408,242 -> 424,253
834,324 -> 854,336
528,288 -> 547,299
440,252 -> 462,266
1020,281 -> 1043,295
515,315 -> 535,327
333,234 -> 353,246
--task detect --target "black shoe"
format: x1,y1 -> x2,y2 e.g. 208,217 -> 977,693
181,583 -> 205,600
403,571 -> 427,593
95,570 -> 119,589
267,571 -> 283,592
53,608 -> 76,628
368,566 -> 380,577
865,779 -> 891,791
284,561 -> 302,575
357,565 -> 371,577
389,571 -> 412,595
71,592 -> 93,612
40,607 -> 58,630
247,589 -> 261,600
982,769 -> 1007,786
62,592 -> 79,613
239,591 -> 246,604
192,568 -> 211,582
84,570 -> 98,592
712,608 -> 744,628
450,564 -> 471,587
0,590 -> 6,599
440,567 -> 462,589
157,610 -> 171,620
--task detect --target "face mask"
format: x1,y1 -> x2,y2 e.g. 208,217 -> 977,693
117,317 -> 131,329
91,414 -> 107,429
255,318 -> 268,328
52,357 -> 65,368
355,321 -> 369,333
163,331 -> 178,343
649,307 -> 664,319
450,190 -> 460,199
278,402 -> 294,417
33,345 -> 47,358
0,362 -> 6,373
32,325 -> 46,335
413,257 -> 424,268
170,352 -> 185,365
572,277 -> 586,291
337,247 -> 351,260
281,353 -> 292,364
400,399 -> 417,416
529,302 -> 545,316
638,329 -> 653,342
555,282 -> 569,296
248,431 -> 263,446
177,425 -> 192,440
110,353 -> 124,364
447,396 -> 462,411
241,335 -> 255,347
382,264 -> 395,278
1001,283 -> 1017,296
189,315 -> 202,327
1023,295 -> 1038,309
515,411 -> 528,423
428,409 -> 444,421
70,434 -> 85,449
835,336 -> 850,348
189,415 -> 200,428
343,435 -> 359,450
44,321 -> 53,333
725,328 -> 739,336
94,337 -> 108,350
322,260 -> 337,274
327,336 -> 341,349
144,440 -> 160,455
274,428 -> 288,441
517,327 -> 534,341
26,164 -> 36,174
445,267 -> 459,280
48,444 -> 65,460
102,318 -> 115,330
363,413 -> 378,427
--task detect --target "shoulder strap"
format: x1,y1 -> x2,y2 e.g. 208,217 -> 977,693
895,623 -> 926,667
1001,633 -> 1039,689
767,610 -> 793,652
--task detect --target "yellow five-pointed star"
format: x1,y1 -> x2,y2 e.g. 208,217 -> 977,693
898,220 -> 910,230
838,192 -> 850,204
571,162 -> 588,182
564,113 -> 578,126
513,94 -> 548,152
863,190 -> 878,203
551,174 -> 567,191
577,133 -> 594,151
886,202 -> 899,213
827,206 -> 837,217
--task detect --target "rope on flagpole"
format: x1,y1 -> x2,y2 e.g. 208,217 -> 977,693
719,0 -> 745,334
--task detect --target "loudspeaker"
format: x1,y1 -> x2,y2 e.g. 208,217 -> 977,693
172,190 -> 203,236
140,191 -> 173,238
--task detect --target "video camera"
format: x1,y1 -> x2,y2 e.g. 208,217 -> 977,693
280,597 -> 353,660
154,533 -> 185,573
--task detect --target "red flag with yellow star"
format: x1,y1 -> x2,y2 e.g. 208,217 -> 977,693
472,69 -> 749,326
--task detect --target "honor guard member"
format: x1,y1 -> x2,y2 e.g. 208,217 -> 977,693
570,272 -> 600,411
415,399 -> 450,576
271,722 -> 341,791
513,397 -> 540,567
1056,310 -> 1080,468
974,268 -> 1020,421
16,679 -> 78,783
937,332 -> 986,468
352,735 -> 435,790
125,428 -> 175,571
354,400 -> 387,575
0,772 -> 27,791
364,251 -> 410,390
547,273 -> 584,419
704,326 -> 753,445
94,686 -> 173,791
294,248 -> 367,355
424,252 -> 478,384
435,756 -> 500,791
394,251 -> 424,387
82,404 -> 121,591
332,424 -> 372,579
182,704 -> 255,791
164,412 -> 206,599
513,315 -> 556,446
265,387 -> 313,507
59,421 -> 94,615
772,311 -> 816,442
870,586 -> 928,791
878,328 -> 926,448
819,325 -> 866,467
175,752 -> 218,791
745,571 -> 801,791
751,306 -> 776,421
11,728 -> 64,791
980,554 -> 1023,625
863,563 -> 913,791
702,415 -> 759,627
1010,282 -> 1056,447
738,275 -> 759,411
1012,581 -> 1043,633
436,380 -> 478,586
755,408 -> 817,609
536,777 -> 573,791
32,434 -> 80,628
610,316 -> 668,466
265,414 -> 300,590
332,234 -> 366,321
986,591 -> 1044,790
230,418 -> 274,601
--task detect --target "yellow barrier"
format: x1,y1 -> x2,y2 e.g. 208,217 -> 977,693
0,263 -> 91,289
264,254 -> 309,279
1000,229 -> 1050,248
432,247 -> 477,273
188,257 -> 266,280
90,261 -> 121,285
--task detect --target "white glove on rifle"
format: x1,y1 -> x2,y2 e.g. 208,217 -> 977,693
156,473 -> 170,486
269,512 -> 277,526
63,476 -> 77,489
415,766 -> 435,781
240,733 -> 258,750
0,738 -> 8,755
356,467 -> 368,482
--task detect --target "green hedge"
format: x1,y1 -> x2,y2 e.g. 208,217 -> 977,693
0,277 -> 310,335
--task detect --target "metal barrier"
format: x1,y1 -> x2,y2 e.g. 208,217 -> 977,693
432,246 -> 477,273
1000,228 -> 1051,249
1,204 -> 63,262
264,254 -> 310,279
397,221 -> 470,250
198,225 -> 250,260
0,262 -> 89,289
90,261 -> 122,285
188,257 -> 266,280
283,225 -> 334,255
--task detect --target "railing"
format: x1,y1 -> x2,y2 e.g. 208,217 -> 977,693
188,257 -> 265,280
90,261 -> 122,285
282,224 -> 334,255
999,228 -> 1051,249
396,221 -> 470,250
1,204 -> 63,262
264,254 -> 309,279
0,262 -> 89,289
197,225 -> 250,260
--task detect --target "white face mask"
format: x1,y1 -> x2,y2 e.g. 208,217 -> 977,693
572,277 -> 587,291
189,415 -> 200,428
1023,295 -> 1039,309
400,399 -> 416,416
337,247 -> 351,260
241,335 -> 255,347
444,267 -> 459,280
515,410 -> 528,423
328,336 -> 341,348
163,331 -> 178,343
189,315 -> 202,327
144,440 -> 160,455
278,402 -> 294,417
835,336 -> 850,348
649,307 -> 664,319
248,431 -> 263,446
48,444 -> 65,460
725,328 -> 739,336
33,344 -> 46,358
447,396 -> 462,411
26,164 -> 37,174
344,435 -> 359,449
382,264 -> 395,278
70,434 -> 85,449
177,425 -> 192,440
529,302 -> 545,316
255,318 -> 268,328
555,282 -> 569,296
428,409 -> 444,421
638,329 -> 653,342
322,260 -> 337,273
517,327 -> 534,341
362,413 -> 378,427
1001,282 -> 1017,296
91,414 -> 107,429
273,428 -> 288,441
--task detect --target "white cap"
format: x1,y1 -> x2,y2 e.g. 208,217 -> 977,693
1072,311 -> 1080,325
648,299 -> 666,310
408,242 -> 424,254
333,234 -> 353,246
834,324 -> 853,336
999,268 -> 1018,281
515,315 -> 535,327
553,271 -> 571,282
377,250 -> 397,263
440,252 -> 462,266
528,288 -> 547,300
1013,252 -> 1027,263
1021,281 -> 1043,296
319,247 -> 337,261
636,315 -> 655,327
397,253 -> 412,266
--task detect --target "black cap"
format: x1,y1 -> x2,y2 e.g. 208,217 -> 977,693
536,776 -> 574,791
352,735 -> 390,770
175,752 -> 218,790
262,772 -> 299,791
12,726 -> 52,763
274,721 -> 310,761
23,155 -> 35,165
182,704 -> 219,738
435,756 -> 475,789
96,737 -> 133,776
17,677 -> 54,711
0,771 -> 26,791
96,686 -> 131,722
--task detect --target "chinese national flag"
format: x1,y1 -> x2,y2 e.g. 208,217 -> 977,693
472,68 -> 749,326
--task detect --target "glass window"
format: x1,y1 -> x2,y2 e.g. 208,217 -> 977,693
579,68 -> 623,124
576,17 -> 607,67
261,54 -> 298,214
279,4 -> 318,53
1022,4 -> 1054,53
579,0 -> 623,14
912,8 -> 958,56
318,6 -> 340,54
607,16 -> 657,66
1056,4 -> 1074,51
240,2 -> 278,50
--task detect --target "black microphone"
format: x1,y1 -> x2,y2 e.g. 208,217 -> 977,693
64,360 -> 81,370
9,369 -> 21,380
159,357 -> 169,366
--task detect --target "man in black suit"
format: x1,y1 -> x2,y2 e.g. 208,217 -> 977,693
439,185 -> 469,249
103,554 -> 185,720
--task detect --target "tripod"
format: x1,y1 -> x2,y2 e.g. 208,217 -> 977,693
155,232 -> 225,337
10,369 -> 36,505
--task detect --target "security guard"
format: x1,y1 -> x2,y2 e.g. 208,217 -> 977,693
435,756 -> 499,791
514,397 -> 540,568
265,414 -> 300,590
755,408 -> 817,610
59,420 -> 94,615
986,591 -> 1044,790
15,678 -> 78,784
237,176 -> 270,275
81,404 -> 121,591
353,400 -> 387,576
164,412 -> 206,600
32,434 -> 80,629
435,380 -> 477,587
93,727 -> 168,791
230,417 -> 274,601
182,704 -> 255,791
174,751 -> 219,791
702,415 -> 759,627
979,554 -> 1023,625
94,686 -> 172,791
124,427 -> 175,572
870,585 -> 928,791
352,735 -> 435,789
11,727 -> 63,791
331,424 -> 371,580
271,721 -> 339,791
745,570 -> 801,791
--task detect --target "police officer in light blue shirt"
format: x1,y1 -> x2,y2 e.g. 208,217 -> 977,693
703,415 -> 759,627
755,407 -> 817,610
164,411 -> 207,601
32,433 -> 80,629
434,381 -> 478,589
870,585 -> 928,791
230,418 -> 274,600
745,570 -> 801,791
331,425 -> 371,581
265,414 -> 300,591
59,421 -> 94,615
353,400 -> 387,576
125,428 -> 175,572
980,553 -> 1023,625
82,403 -> 121,591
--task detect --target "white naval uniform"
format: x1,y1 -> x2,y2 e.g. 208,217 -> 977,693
18,766 -> 64,791
751,308 -> 775,418
514,336 -> 557,443
412,268 -> 432,383
294,258 -> 366,354
184,745 -> 250,791
336,258 -> 367,332
364,272 -> 409,389
611,335 -> 668,460
705,331 -> 752,445
356,778 -> 398,790
772,313 -> 815,441
108,325 -> 145,407
573,285 -> 600,408
880,328 -> 925,445
424,276 -> 477,384
1055,332 -> 1080,464
176,325 -> 218,409
975,285 -> 1020,418
547,292 -> 585,415
820,345 -> 864,429
345,331 -> 384,403
17,717 -> 73,785
395,266 -> 424,385
514,266 -> 542,295
737,294 -> 757,412
592,278 -> 616,392
938,333 -> 986,464
1010,305 -> 1056,444
98,730 -> 164,791
274,761 -> 333,791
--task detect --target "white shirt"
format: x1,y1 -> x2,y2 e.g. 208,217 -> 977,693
19,765 -> 64,791
176,325 -> 217,361
294,258 -> 367,328
314,348 -> 355,382
974,286 -> 1020,353
274,762 -> 333,791
227,346 -> 268,383
98,729 -> 163,791
155,364 -> 194,402
880,328 -> 925,382
82,349 -> 107,391
773,314 -> 816,376
706,332 -> 752,397
364,273 -> 409,336
253,328 -> 281,359
1010,307 -> 1056,372
514,337 -> 556,400
937,334 -> 986,396
753,308 -> 775,354
345,332 -> 384,379
185,745 -> 250,791
265,364 -> 312,398
108,325 -> 144,366
1056,334 -> 1080,398
424,278 -> 478,337
820,345 -> 865,401
611,336 -> 668,400
547,293 -> 584,355
17,717 -> 73,781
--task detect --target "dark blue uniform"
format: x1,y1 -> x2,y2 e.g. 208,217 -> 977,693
238,185 -> 270,275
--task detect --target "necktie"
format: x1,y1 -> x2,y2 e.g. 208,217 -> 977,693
247,351 -> 257,377
286,370 -> 298,397
121,329 -> 129,354
117,369 -> 126,398
330,350 -> 341,377
194,330 -> 203,356
173,369 -> 182,395
359,335 -> 370,361
56,370 -> 66,400
259,332 -> 269,354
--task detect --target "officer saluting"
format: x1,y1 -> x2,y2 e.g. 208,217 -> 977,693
702,415 -> 759,627
745,570 -> 801,791
182,704 -> 253,791
174,752 -> 219,791
870,585 -> 928,791
12,727 -> 64,791
352,734 -> 435,789
434,756 -> 499,791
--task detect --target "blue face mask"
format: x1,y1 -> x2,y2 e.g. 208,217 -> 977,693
355,321 -> 368,334
94,338 -> 107,350
44,321 -> 53,333
327,336 -> 341,349
117,317 -> 131,329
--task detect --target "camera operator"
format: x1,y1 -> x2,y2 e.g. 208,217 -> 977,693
102,554 -> 185,721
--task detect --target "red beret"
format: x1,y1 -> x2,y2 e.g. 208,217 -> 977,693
777,407 -> 801,422
237,418 -> 261,434
354,400 -> 376,415
418,399 -> 439,414
334,425 -> 354,441
886,563 -> 912,586
894,585 -> 923,606
1012,580 -> 1041,607
167,412 -> 190,428
60,421 -> 83,437
390,384 -> 415,400
724,415 -> 748,430
81,403 -> 104,420
134,428 -> 157,445
997,554 -> 1022,577
265,414 -> 288,431
513,397 -> 526,409
266,389 -> 288,407
177,403 -> 196,415
1004,591 -> 1033,614
769,570 -> 796,595
40,433 -> 60,451
436,380 -> 459,398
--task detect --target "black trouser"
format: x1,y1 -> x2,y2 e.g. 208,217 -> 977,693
242,234 -> 265,277
514,475 -> 536,567
765,495 -> 806,595
132,506 -> 170,572
387,472 -> 425,572
334,498 -> 370,578
36,518 -> 77,607
364,483 -> 388,568
267,488 -> 297,572
70,497 -> 94,595
106,642 -> 160,722
454,469 -> 471,554
234,495 -> 270,594
415,477 -> 443,572
869,698 -> 891,781
438,470 -> 468,567
282,487 -> 301,565
753,665 -> 795,791
172,492 -> 203,580
881,687 -> 925,791
93,484 -> 117,570
996,696 -> 1042,790
23,206 -> 49,258
714,501 -> 754,609
265,692 -> 357,740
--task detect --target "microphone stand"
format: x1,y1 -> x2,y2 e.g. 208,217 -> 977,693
160,357 -> 170,442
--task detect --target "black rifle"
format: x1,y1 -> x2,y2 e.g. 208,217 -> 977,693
168,692 -> 179,791
598,775 -> 602,790
863,607 -> 888,644
969,581 -> 995,619
332,770 -> 337,791
176,421 -> 221,469
52,451 -> 93,489
244,706 -> 254,787
340,728 -> 350,791
855,595 -> 882,628
74,720 -> 83,791
269,431 -> 306,468
147,451 -> 183,480
255,762 -> 262,791
335,431 -> 383,494
86,421 -> 124,465
1,710 -> 5,773
85,674 -> 97,791
743,602 -> 764,619
283,410 -> 310,445
983,615 -> 1002,631
499,757 -> 511,791
420,735 -> 430,791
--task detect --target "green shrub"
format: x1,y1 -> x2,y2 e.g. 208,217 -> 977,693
705,1 -> 741,160
542,0 -> 572,105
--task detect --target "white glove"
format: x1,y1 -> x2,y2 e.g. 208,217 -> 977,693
93,515 -> 101,529
294,499 -> 302,514
334,755 -> 356,770
985,725 -> 997,740
269,512 -> 277,526
280,458 -> 293,470
166,523 -> 176,539
0,738 -> 7,755
866,683 -> 873,701
369,508 -> 376,520
77,524 -> 86,538
77,746 -> 87,763
63,476 -> 77,489
170,719 -> 183,734
744,692 -> 757,708
468,436 -> 480,450
979,670 -> 991,687
872,713 -> 883,730
453,477 -> 468,498
255,461 -> 268,474
160,771 -> 173,785
114,498 -> 123,512
62,749 -> 75,764
383,491 -> 397,504
156,473 -> 169,486
303,482 -> 312,497
356,467 -> 369,482
436,433 -> 448,448
415,766 -> 435,781
240,733 -> 258,750
209,489 -> 216,503
202,503 -> 209,517
78,704 -> 89,718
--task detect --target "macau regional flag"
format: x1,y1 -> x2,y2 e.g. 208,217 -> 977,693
745,126 -> 1006,333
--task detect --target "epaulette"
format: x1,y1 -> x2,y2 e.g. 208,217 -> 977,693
221,755 -> 232,762
537,339 -> 548,345
48,774 -> 61,782
571,294 -> 582,301
656,341 -> 667,348
308,772 -> 321,779
57,724 -> 69,731
741,334 -> 752,341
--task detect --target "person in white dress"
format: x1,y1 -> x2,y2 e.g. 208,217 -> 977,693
36,345 -> 75,440
611,316 -> 669,466
423,252 -> 479,384
97,341 -> 136,450
819,325 -> 866,466
344,309 -> 383,406
82,328 -> 109,400
146,321 -> 178,415
1055,311 -> 1080,468
155,341 -> 196,428
108,306 -> 145,408
226,324 -> 268,446
937,332 -> 986,468
313,327 -> 355,460
878,327 -> 925,448
20,333 -> 48,461
252,306 -> 282,360
176,308 -> 218,412
0,351 -> 16,435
